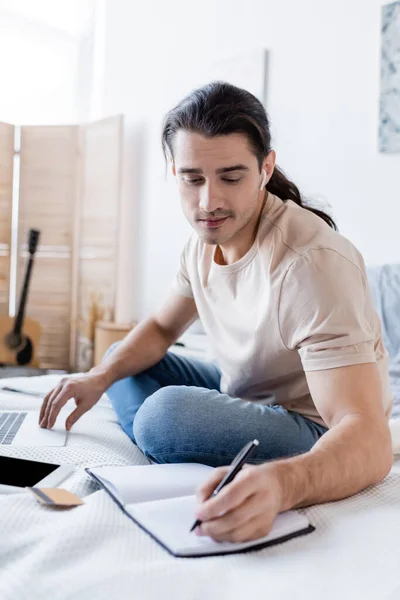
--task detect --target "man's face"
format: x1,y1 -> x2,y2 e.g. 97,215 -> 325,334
172,131 -> 268,247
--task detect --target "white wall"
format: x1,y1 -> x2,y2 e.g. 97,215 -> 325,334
0,10 -> 80,125
102,0 -> 400,322
0,0 -> 95,36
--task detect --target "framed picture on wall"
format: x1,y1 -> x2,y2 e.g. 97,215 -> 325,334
379,1 -> 400,153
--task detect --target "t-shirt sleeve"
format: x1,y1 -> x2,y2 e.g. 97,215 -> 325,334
173,241 -> 194,298
278,248 -> 377,371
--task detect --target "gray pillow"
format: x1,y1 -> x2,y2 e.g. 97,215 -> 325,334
367,264 -> 400,418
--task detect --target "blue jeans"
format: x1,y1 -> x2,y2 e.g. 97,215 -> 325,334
104,343 -> 327,467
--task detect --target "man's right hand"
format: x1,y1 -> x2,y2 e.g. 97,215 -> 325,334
39,372 -> 109,431
38,292 -> 199,432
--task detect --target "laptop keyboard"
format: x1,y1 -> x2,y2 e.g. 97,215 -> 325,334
0,412 -> 27,445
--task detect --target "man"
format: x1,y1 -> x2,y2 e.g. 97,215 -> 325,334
39,82 -> 392,543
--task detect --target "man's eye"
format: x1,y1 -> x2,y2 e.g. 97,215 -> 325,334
184,178 -> 203,185
182,177 -> 241,185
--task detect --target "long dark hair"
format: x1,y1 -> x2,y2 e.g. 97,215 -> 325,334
161,81 -> 337,230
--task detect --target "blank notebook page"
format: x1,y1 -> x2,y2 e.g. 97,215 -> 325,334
127,495 -> 311,556
89,463 -> 214,504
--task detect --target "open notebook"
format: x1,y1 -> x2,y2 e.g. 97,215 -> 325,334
86,463 -> 314,558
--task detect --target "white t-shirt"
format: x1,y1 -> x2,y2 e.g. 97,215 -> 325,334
174,193 -> 392,426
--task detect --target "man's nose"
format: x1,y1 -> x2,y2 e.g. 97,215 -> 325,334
199,182 -> 224,213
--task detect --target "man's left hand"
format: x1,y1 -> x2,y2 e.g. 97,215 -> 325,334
194,463 -> 283,543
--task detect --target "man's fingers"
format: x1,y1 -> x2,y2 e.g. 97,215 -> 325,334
196,467 -> 257,521
39,389 -> 54,423
41,386 -> 61,427
199,514 -> 269,544
39,385 -> 62,426
65,405 -> 87,432
196,467 -> 230,503
44,385 -> 76,429
197,493 -> 260,538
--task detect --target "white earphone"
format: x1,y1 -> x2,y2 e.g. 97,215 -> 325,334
259,169 -> 268,191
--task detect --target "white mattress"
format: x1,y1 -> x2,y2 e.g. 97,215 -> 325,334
1,378 -> 400,600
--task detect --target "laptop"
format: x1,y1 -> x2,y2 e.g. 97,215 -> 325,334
0,410 -> 67,447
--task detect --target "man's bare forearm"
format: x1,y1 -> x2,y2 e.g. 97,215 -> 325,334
89,318 -> 173,389
271,416 -> 393,511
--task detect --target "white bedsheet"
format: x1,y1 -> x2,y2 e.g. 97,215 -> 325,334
1,379 -> 400,600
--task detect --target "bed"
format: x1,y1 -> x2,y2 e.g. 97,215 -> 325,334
1,263 -> 400,600
0,381 -> 400,600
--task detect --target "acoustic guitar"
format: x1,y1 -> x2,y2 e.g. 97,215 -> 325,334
0,229 -> 41,367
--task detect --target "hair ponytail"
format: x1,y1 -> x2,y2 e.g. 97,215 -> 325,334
267,166 -> 337,230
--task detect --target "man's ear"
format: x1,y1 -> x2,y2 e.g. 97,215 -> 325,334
263,150 -> 276,181
170,157 -> 176,177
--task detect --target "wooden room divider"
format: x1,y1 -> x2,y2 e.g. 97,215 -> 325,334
0,115 -> 123,371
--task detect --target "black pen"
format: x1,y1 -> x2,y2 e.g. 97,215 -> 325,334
190,439 -> 260,533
